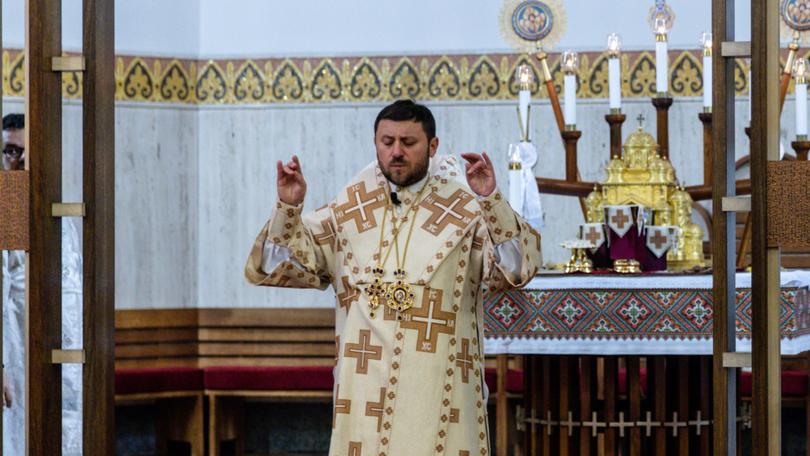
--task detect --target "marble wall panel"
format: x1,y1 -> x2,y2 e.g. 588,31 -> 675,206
3,96 -> 788,309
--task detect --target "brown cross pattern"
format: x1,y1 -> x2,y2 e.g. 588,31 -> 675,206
344,329 -> 383,374
365,387 -> 386,432
610,210 -> 630,230
455,338 -> 474,383
459,452 -> 470,456
314,218 -> 337,251
348,442 -> 362,456
450,408 -> 460,423
399,288 -> 456,353
420,189 -> 476,236
649,230 -> 668,249
335,182 -> 386,233
472,235 -> 485,251
584,226 -> 601,244
333,384 -> 351,428
337,276 -> 359,311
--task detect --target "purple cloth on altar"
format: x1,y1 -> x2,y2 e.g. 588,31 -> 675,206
609,228 -> 638,260
587,243 -> 611,269
639,234 -> 667,271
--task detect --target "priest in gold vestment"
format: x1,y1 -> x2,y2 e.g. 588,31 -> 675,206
245,100 -> 541,456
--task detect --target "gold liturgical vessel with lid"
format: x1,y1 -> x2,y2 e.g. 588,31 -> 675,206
584,126 -> 706,270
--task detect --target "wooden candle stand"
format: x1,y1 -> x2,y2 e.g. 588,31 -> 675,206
652,96 -> 674,159
562,129 -> 582,182
791,139 -> 810,161
699,111 -> 713,185
605,113 -> 626,160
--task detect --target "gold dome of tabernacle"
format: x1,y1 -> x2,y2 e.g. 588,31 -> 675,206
624,127 -> 658,149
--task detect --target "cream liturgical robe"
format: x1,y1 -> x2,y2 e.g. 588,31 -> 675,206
245,155 -> 541,456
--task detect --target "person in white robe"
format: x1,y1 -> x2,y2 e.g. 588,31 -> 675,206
2,112 -> 83,455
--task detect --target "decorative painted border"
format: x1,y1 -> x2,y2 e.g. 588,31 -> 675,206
483,287 -> 810,340
0,48 -> 798,105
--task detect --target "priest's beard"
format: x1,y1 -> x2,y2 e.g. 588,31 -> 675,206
379,147 -> 430,188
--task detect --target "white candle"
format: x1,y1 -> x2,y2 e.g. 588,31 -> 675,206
519,89 -> 530,137
797,83 -> 807,136
507,143 -> 523,213
509,169 -> 523,212
701,32 -> 713,109
794,58 -> 808,136
655,39 -> 668,94
515,64 -> 533,140
703,55 -> 712,108
606,33 -> 622,111
564,74 -> 577,126
608,57 -> 621,110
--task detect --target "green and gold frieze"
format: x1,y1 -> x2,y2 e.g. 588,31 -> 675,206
0,48 -> 795,105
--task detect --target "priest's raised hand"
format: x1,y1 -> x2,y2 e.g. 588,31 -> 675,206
276,154 -> 306,205
461,152 -> 496,197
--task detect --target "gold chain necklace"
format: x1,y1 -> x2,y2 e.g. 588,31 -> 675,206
366,176 -> 429,319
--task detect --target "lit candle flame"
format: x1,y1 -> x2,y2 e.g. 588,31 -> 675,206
700,32 -> 712,55
516,64 -> 534,89
607,33 -> 622,58
561,51 -> 579,74
653,15 -> 672,37
794,58 -> 808,82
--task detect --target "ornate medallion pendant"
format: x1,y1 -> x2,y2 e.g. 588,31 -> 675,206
385,268 -> 415,320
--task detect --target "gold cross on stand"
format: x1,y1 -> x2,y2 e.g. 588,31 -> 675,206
636,411 -> 661,437
608,411 -> 635,438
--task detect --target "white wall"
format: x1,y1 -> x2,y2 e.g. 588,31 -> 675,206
2,0 -> 200,57
2,0 -> 755,58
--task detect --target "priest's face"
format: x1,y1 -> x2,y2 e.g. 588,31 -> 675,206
375,119 -> 439,187
2,128 -> 25,171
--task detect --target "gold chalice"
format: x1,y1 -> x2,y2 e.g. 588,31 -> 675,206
561,240 -> 595,274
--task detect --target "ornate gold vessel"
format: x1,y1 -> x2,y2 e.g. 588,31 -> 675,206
584,127 -> 705,270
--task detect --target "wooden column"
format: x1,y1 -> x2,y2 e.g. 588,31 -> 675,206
603,357 -> 618,456
712,0 -> 739,453
699,112 -> 713,185
496,355 -> 508,456
652,97 -> 674,159
627,356 -> 641,456
83,0 -> 116,452
26,0 -> 64,452
750,0 -> 781,453
605,113 -> 626,160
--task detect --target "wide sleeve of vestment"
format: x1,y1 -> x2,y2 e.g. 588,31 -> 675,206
245,200 -> 336,290
477,188 -> 542,290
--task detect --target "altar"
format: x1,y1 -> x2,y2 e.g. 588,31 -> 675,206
482,271 -> 810,456
484,270 -> 810,355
